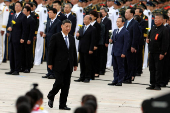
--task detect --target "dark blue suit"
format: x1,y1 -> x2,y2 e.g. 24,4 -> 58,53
67,13 -> 76,36
57,12 -> 67,22
9,12 -> 27,72
45,18 -> 61,76
124,18 -> 140,81
111,27 -> 130,83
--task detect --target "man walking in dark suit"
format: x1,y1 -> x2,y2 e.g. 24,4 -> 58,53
42,8 -> 62,79
64,3 -> 76,36
47,19 -> 78,110
21,6 -> 35,73
5,1 -> 27,75
99,7 -> 112,75
53,1 -> 67,22
74,15 -> 96,83
123,8 -> 141,83
108,17 -> 130,86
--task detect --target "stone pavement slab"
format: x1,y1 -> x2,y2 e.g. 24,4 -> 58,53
0,62 -> 170,113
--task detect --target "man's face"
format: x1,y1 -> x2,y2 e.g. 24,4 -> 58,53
23,8 -> 28,16
135,9 -> 141,16
83,15 -> 91,25
64,4 -> 71,13
71,0 -> 78,4
15,3 -> 22,12
53,3 -> 61,11
48,10 -> 56,19
100,9 -> 107,18
125,9 -> 132,20
116,18 -> 124,28
61,23 -> 72,34
107,1 -> 113,7
4,1 -> 10,6
154,16 -> 163,26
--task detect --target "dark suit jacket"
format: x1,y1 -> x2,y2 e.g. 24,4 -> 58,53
48,32 -> 78,72
102,17 -> 112,44
111,27 -> 130,56
25,16 -> 35,42
77,25 -> 96,53
45,18 -> 61,48
67,13 -> 76,36
10,12 -> 27,43
124,18 -> 140,50
31,11 -> 39,37
93,21 -> 101,46
57,12 -> 67,22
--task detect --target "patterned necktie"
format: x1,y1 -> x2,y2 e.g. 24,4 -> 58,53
83,26 -> 87,34
116,29 -> 119,34
65,36 -> 69,49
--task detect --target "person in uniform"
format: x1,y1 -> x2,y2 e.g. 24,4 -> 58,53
118,0 -> 126,19
34,0 -> 47,66
64,3 -> 76,36
0,0 -> 10,64
46,0 -> 53,11
146,14 -> 169,90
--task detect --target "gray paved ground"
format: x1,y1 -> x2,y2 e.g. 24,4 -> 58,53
0,62 -> 170,113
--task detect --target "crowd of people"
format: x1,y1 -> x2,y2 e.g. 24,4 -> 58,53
0,0 -> 170,92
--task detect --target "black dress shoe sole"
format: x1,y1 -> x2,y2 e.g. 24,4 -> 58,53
59,108 -> 71,110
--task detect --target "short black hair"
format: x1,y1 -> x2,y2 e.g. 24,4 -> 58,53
134,15 -> 141,23
155,13 -> 163,19
84,100 -> 97,112
53,1 -> 61,5
118,16 -> 125,22
24,6 -> 31,13
26,2 -> 33,7
74,107 -> 88,113
17,102 -> 31,113
62,19 -> 72,25
136,8 -> 143,14
82,95 -> 97,107
15,1 -> 23,7
128,8 -> 135,16
16,96 -> 30,108
89,11 -> 98,18
49,8 -> 57,14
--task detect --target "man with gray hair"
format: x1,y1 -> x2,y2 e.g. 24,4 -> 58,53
99,7 -> 112,75
64,3 -> 77,36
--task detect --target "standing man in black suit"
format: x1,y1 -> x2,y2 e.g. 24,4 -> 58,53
64,3 -> 77,36
99,7 -> 112,75
21,6 -> 35,73
47,19 -> 78,110
89,11 -> 101,78
53,1 -> 67,22
5,1 -> 27,75
74,15 -> 96,83
123,8 -> 141,83
42,8 -> 62,79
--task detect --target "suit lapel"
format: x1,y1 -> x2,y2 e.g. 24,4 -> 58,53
127,19 -> 133,29
60,32 -> 69,50
83,25 -> 91,35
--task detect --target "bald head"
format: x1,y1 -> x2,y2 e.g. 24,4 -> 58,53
83,15 -> 92,25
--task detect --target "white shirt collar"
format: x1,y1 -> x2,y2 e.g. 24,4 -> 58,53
118,26 -> 124,33
66,12 -> 71,18
61,31 -> 68,38
51,16 -> 57,22
128,18 -> 133,23
90,20 -> 96,26
164,23 -> 168,26
84,24 -> 90,30
16,11 -> 21,17
102,16 -> 106,22
27,15 -> 31,18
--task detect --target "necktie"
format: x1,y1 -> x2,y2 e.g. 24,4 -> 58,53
14,14 -> 17,20
126,21 -> 129,28
116,29 -> 119,34
65,36 -> 69,49
50,21 -> 53,27
83,26 -> 86,34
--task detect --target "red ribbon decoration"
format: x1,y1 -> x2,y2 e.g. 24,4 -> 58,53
155,34 -> 159,40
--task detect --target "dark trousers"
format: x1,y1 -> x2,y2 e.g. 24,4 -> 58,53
46,47 -> 54,76
91,49 -> 100,78
112,54 -> 125,83
136,45 -> 143,74
149,53 -> 163,86
124,50 -> 136,81
161,53 -> 170,85
100,45 -> 108,73
10,42 -> 21,72
47,62 -> 71,107
98,45 -> 104,73
79,52 -> 92,80
21,42 -> 33,70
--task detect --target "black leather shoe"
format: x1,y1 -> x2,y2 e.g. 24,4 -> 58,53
42,75 -> 49,78
123,80 -> 132,84
24,69 -> 30,73
108,82 -> 117,86
115,83 -> 122,86
154,86 -> 161,90
48,75 -> 55,79
5,71 -> 14,74
59,106 -> 71,110
146,86 -> 155,90
12,71 -> 19,75
83,79 -> 90,83
99,71 -> 105,75
48,99 -> 53,108
74,78 -> 84,82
